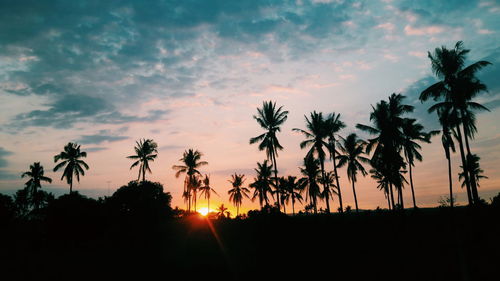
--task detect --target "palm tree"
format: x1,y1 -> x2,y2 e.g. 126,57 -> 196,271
325,113 -> 346,212
336,133 -> 370,212
401,119 -> 436,208
172,149 -> 208,211
280,176 -> 304,215
227,173 -> 250,216
357,94 -> 412,210
249,160 -> 273,209
459,154 -> 487,189
318,171 -> 338,211
189,175 -> 202,212
250,101 -> 288,211
293,111 -> 333,213
437,107 -> 457,207
299,155 -> 321,214
53,142 -> 89,194
127,139 -> 158,182
420,41 -> 491,205
199,175 -> 218,213
21,162 -> 52,210
216,204 -> 229,218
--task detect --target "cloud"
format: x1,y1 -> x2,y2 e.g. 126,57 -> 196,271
404,25 -> 445,35
0,147 -> 13,168
77,130 -> 129,145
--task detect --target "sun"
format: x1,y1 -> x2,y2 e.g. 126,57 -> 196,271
198,207 -> 210,216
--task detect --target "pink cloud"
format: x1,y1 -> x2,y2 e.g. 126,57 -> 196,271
404,25 -> 445,36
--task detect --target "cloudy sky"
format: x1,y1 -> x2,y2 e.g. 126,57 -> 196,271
1,0 -> 499,213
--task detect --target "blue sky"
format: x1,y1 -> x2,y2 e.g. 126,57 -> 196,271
0,0 -> 499,211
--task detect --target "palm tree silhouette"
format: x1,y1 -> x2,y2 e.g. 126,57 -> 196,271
216,204 -> 229,218
318,171 -> 338,211
228,173 -> 250,216
172,149 -> 208,211
299,155 -> 321,214
401,118 -> 436,208
199,175 -> 218,213
325,113 -> 346,212
437,107 -> 457,207
357,93 -> 412,210
189,175 -> 202,212
53,142 -> 89,194
280,176 -> 304,215
127,139 -> 158,182
21,162 -> 52,210
293,111 -> 333,213
420,41 -> 491,205
459,154 -> 487,189
250,101 -> 288,211
336,133 -> 370,213
249,160 -> 273,209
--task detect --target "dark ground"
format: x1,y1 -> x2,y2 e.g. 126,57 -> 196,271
1,207 -> 499,281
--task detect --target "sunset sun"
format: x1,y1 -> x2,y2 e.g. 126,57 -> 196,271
198,208 -> 211,216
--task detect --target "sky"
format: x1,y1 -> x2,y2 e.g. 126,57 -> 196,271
0,0 -> 499,214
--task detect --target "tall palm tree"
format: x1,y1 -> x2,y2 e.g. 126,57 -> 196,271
420,41 -> 491,205
228,173 -> 250,216
250,101 -> 288,211
357,94 -> 412,210
249,160 -> 273,209
293,111 -> 333,213
127,139 -> 158,182
318,171 -> 338,211
299,155 -> 321,214
336,133 -> 370,213
172,149 -> 208,211
53,142 -> 89,194
437,107 -> 457,207
21,162 -> 52,210
199,175 -> 218,213
401,119 -> 436,208
325,113 -> 346,212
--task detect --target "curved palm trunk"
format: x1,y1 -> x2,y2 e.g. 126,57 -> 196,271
271,150 -> 281,211
330,141 -> 343,213
408,163 -> 416,208
351,180 -> 359,213
320,160 -> 330,213
455,124 -> 473,205
462,119 -> 480,204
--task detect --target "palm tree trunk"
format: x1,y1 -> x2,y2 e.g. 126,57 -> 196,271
386,192 -> 391,210
142,165 -> 146,182
408,162 -> 417,208
292,196 -> 295,215
462,119 -> 480,204
320,159 -> 330,213
399,186 -> 404,209
389,184 -> 395,211
69,179 -> 73,194
352,180 -> 359,213
447,151 -> 454,208
455,124 -> 473,205
330,141 -> 343,213
271,149 -> 280,211
208,197 -> 210,214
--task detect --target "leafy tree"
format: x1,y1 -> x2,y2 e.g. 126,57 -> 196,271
250,101 -> 288,211
127,139 -> 158,182
21,162 -> 52,210
53,142 -> 89,193
198,175 -> 218,213
299,155 -> 321,214
420,41 -> 491,205
228,173 -> 250,216
401,118 -> 436,208
293,111 -> 333,212
325,113 -> 346,212
172,149 -> 208,211
337,133 -> 370,212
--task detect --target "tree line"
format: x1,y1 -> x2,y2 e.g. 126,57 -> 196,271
1,41 -> 492,217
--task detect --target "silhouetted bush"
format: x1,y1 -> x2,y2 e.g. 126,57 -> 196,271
105,180 -> 172,222
491,192 -> 500,209
0,193 -> 15,223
